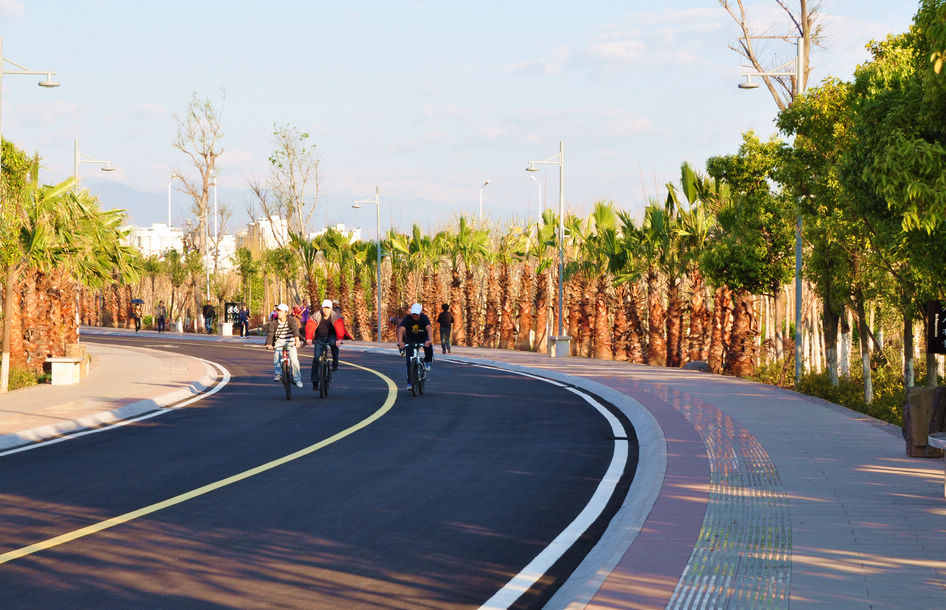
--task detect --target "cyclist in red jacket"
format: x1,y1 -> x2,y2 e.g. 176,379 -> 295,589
304,299 -> 350,389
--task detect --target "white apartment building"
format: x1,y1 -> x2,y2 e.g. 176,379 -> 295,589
123,223 -> 184,258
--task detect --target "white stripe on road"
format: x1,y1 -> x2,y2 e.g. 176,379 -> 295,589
477,373 -> 629,609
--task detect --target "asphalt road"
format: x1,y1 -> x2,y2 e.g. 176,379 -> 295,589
0,336 -> 638,608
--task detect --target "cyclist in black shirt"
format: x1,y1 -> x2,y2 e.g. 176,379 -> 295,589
396,303 -> 433,390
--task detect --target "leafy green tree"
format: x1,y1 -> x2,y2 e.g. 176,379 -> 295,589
841,26 -> 946,388
703,131 -> 795,377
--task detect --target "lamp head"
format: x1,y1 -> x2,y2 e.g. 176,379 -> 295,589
352,202 -> 361,209
38,74 -> 59,88
101,162 -> 115,172
737,76 -> 760,90
525,165 -> 538,172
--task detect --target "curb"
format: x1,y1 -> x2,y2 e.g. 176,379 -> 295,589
0,354 -> 219,452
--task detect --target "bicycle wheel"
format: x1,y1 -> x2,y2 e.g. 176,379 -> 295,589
410,359 -> 419,397
417,364 -> 425,395
282,359 -> 292,400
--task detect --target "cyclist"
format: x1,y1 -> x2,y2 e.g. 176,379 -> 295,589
304,298 -> 349,390
396,302 -> 433,391
265,303 -> 303,388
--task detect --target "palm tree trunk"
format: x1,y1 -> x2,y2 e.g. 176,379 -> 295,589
724,290 -> 757,377
611,283 -> 629,362
687,269 -> 707,362
515,262 -> 534,351
484,265 -> 500,348
626,282 -> 646,364
579,275 -> 594,358
0,264 -> 20,392
708,286 -> 731,373
593,274 -> 613,360
464,268 -> 479,346
665,276 -> 683,367
646,271 -> 666,366
499,262 -> 516,350
450,264 -> 465,346
533,267 -> 550,353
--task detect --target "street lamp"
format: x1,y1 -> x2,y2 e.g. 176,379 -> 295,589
73,139 -> 114,182
0,36 -> 58,394
0,35 -> 59,186
479,180 -> 489,220
527,140 -> 567,357
353,186 -> 382,343
739,36 -> 806,386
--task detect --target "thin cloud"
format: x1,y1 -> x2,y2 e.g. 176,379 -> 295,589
0,0 -> 24,18
502,46 -> 569,75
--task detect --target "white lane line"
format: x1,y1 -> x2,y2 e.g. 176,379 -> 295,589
0,358 -> 230,457
477,376 -> 629,609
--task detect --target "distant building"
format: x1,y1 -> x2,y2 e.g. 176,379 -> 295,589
235,215 -> 290,257
123,223 -> 184,258
213,234 -> 237,271
310,223 -> 362,243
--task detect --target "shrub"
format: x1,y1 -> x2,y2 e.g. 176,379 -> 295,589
9,366 -> 38,391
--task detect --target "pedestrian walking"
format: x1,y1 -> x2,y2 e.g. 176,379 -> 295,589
237,303 -> 250,337
156,300 -> 167,333
202,301 -> 216,334
436,303 -> 454,354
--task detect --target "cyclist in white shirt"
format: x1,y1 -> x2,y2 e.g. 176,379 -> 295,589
264,303 -> 303,388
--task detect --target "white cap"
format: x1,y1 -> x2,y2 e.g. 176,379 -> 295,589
276,303 -> 289,312
321,299 -> 333,308
410,303 -> 422,314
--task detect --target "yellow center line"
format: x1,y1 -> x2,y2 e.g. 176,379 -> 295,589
0,360 -> 396,565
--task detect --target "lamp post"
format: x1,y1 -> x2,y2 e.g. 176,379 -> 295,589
527,140 -> 567,356
353,186 -> 382,343
739,36 -> 806,387
167,174 -> 177,226
0,37 -> 59,394
479,180 -> 489,220
205,179 -> 218,302
73,139 -> 114,182
528,173 -> 543,218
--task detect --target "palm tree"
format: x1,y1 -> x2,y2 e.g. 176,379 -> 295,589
452,216 -> 489,346
1,152 -> 139,389
578,202 -> 621,360
670,162 -> 720,364
289,231 -> 320,311
384,229 -> 410,341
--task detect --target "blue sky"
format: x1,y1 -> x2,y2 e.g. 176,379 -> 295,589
0,1 -> 918,237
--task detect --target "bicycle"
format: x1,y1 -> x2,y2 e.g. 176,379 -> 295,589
404,342 -> 428,396
316,342 -> 332,398
279,345 -> 293,400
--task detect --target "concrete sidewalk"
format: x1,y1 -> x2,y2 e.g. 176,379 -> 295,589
2,326 -> 944,608
0,338 -> 218,451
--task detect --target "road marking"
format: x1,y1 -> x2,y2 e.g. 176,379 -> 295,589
0,360 -> 396,565
478,379 -> 629,610
0,358 -> 231,458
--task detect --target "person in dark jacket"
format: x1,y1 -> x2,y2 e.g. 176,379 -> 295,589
436,303 -> 454,354
202,301 -> 216,334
